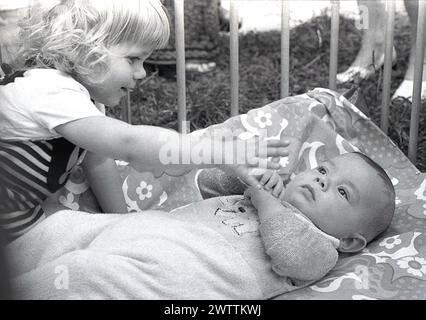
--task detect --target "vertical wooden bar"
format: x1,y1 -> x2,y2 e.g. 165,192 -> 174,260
0,47 -> 3,78
408,0 -> 426,163
329,0 -> 340,91
230,0 -> 239,117
174,0 -> 187,133
281,0 -> 290,98
380,0 -> 395,134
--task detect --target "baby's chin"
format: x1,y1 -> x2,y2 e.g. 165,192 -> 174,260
283,184 -> 306,205
283,191 -> 311,216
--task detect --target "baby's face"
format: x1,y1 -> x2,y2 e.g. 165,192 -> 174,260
283,153 -> 389,239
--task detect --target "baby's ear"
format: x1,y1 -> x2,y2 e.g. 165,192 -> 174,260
338,234 -> 367,253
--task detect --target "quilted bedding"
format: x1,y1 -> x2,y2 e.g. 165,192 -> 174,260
28,88 -> 426,299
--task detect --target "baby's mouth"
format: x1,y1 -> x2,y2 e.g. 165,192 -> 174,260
301,185 -> 315,200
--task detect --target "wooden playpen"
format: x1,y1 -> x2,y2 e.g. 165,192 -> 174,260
123,0 -> 425,165
0,0 -> 424,164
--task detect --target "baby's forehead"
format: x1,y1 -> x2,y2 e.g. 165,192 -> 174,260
328,152 -> 362,163
325,153 -> 373,172
322,154 -> 389,192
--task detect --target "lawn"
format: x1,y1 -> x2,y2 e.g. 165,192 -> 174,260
108,13 -> 426,172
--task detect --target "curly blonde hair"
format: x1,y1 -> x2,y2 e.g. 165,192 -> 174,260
17,0 -> 170,84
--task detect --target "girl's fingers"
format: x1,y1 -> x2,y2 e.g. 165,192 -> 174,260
265,140 -> 290,157
246,158 -> 281,170
266,146 -> 289,158
244,139 -> 289,163
271,157 -> 281,163
267,160 -> 282,170
247,157 -> 265,169
266,139 -> 291,148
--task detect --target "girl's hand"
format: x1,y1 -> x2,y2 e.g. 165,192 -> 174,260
220,138 -> 289,188
259,170 -> 285,200
221,138 -> 290,170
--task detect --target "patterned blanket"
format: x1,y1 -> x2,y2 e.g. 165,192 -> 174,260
45,88 -> 426,300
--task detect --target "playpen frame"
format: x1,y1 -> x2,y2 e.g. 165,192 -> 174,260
0,0 -> 424,165
154,0 -> 425,166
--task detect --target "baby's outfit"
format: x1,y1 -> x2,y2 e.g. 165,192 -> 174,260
0,69 -> 105,239
8,195 -> 339,299
171,196 -> 340,298
195,168 -> 341,291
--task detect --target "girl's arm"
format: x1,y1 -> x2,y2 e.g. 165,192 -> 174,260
56,116 -> 289,178
81,152 -> 128,213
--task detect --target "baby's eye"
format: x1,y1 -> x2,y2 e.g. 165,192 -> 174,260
317,166 -> 327,175
338,187 -> 348,200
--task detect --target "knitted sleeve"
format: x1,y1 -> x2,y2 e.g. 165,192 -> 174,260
258,207 -> 339,282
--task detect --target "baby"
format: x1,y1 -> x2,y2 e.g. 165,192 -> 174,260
198,151 -> 396,282
247,152 -> 395,253
6,152 -> 396,300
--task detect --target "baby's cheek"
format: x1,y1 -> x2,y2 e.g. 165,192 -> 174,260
282,182 -> 299,202
282,190 -> 304,211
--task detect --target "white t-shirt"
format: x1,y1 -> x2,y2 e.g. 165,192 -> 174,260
0,68 -> 105,239
0,0 -> 30,11
0,68 -> 105,141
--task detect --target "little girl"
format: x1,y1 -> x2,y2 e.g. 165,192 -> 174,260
0,0 -> 288,240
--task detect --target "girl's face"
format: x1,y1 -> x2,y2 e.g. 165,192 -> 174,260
84,43 -> 151,107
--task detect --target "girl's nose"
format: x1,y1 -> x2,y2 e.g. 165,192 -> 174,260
133,68 -> 146,80
133,62 -> 146,80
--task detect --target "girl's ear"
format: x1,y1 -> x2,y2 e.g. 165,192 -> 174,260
90,61 -> 107,80
338,234 -> 367,253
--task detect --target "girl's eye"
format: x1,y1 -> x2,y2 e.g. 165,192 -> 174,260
338,187 -> 348,200
317,167 -> 327,175
127,57 -> 141,64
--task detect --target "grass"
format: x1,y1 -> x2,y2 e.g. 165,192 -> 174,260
107,13 -> 426,172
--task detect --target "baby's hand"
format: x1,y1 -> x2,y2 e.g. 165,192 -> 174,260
245,186 -> 287,221
244,186 -> 274,209
259,170 -> 285,200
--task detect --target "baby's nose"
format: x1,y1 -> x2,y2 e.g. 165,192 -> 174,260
315,177 -> 328,191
